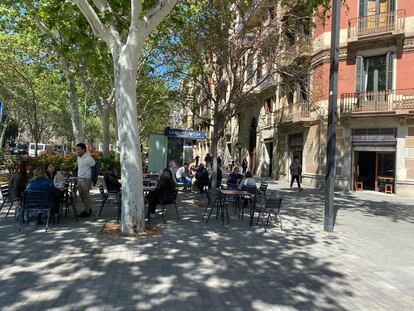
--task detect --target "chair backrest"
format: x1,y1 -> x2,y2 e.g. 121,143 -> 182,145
265,196 -> 283,213
206,190 -> 219,205
259,182 -> 268,193
161,190 -> 178,204
98,184 -> 107,197
23,191 -> 51,210
243,184 -> 257,195
1,184 -> 9,199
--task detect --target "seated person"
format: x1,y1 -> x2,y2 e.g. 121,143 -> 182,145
217,167 -> 223,188
195,164 -> 209,193
9,161 -> 29,208
227,166 -> 243,189
189,165 -> 197,191
46,163 -> 66,214
26,167 -> 53,225
147,169 -> 176,214
104,165 -> 121,192
45,163 -> 66,190
238,171 -> 257,189
175,163 -> 192,191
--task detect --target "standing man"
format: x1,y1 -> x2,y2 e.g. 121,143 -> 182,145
75,143 -> 96,217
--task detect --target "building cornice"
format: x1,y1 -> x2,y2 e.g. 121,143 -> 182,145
311,36 -> 414,68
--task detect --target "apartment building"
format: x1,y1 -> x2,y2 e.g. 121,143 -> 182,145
288,0 -> 414,196
186,0 -> 414,196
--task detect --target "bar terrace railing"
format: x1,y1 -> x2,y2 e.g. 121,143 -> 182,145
340,89 -> 414,113
274,102 -> 311,124
348,10 -> 405,40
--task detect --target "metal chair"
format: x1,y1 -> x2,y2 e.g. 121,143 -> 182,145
256,196 -> 283,231
1,184 -> 19,218
96,184 -> 121,222
203,190 -> 221,222
62,180 -> 79,221
258,182 -> 268,201
19,191 -> 53,232
240,184 -> 258,224
160,190 -> 179,223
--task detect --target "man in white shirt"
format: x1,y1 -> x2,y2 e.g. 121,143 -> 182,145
175,163 -> 191,191
75,143 -> 96,217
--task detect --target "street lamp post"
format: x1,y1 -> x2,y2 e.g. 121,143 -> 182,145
324,0 -> 341,232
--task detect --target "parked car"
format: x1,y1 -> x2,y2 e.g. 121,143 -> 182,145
12,143 -> 28,155
28,143 -> 53,157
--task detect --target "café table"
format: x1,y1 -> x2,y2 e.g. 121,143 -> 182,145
218,189 -> 251,225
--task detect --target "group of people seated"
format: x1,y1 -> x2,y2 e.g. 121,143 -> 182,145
226,166 -> 257,190
8,161 -> 67,225
174,162 -> 222,193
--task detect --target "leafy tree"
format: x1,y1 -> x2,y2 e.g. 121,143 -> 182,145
0,32 -> 67,153
156,0 -> 332,188
74,0 -> 179,234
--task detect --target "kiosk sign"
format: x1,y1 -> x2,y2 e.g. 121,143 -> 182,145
164,128 -> 206,140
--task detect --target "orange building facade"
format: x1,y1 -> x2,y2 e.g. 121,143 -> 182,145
276,0 -> 414,195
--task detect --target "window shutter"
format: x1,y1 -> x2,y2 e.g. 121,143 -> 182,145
359,0 -> 365,17
389,0 -> 395,12
386,52 -> 394,90
355,56 -> 364,93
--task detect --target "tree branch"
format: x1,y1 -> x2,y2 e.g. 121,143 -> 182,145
74,0 -> 113,45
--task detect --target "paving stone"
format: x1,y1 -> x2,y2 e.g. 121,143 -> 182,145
0,182 -> 413,310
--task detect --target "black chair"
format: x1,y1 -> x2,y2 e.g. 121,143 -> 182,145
160,190 -> 179,223
240,184 -> 258,224
258,182 -> 268,201
96,184 -> 121,222
203,190 -> 221,222
63,180 -> 79,221
1,184 -> 19,218
256,196 -> 283,231
209,191 -> 231,225
19,191 -> 53,232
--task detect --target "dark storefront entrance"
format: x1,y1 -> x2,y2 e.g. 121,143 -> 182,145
352,128 -> 396,193
354,150 -> 395,192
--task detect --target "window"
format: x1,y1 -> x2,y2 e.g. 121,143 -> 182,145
246,53 -> 254,85
264,97 -> 273,113
297,74 -> 309,102
257,54 -> 263,81
355,52 -> 393,92
377,153 -> 395,177
359,0 -> 395,17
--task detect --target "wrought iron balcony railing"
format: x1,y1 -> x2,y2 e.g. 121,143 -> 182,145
348,10 -> 405,41
274,102 -> 311,124
340,89 -> 414,113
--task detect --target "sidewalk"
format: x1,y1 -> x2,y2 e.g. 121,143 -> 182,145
0,182 -> 413,311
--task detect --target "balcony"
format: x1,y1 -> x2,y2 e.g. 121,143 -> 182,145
348,10 -> 405,46
340,89 -> 414,116
235,0 -> 267,34
274,102 -> 311,125
281,36 -> 312,66
251,74 -> 277,94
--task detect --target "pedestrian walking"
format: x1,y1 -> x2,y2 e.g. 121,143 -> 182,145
289,157 -> 303,191
204,153 -> 212,169
241,158 -> 248,174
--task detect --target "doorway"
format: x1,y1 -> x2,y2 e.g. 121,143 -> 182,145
354,150 -> 395,192
355,151 -> 376,190
265,141 -> 273,177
